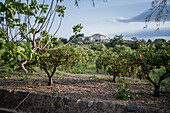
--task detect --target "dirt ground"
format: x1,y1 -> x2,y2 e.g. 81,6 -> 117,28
0,73 -> 170,110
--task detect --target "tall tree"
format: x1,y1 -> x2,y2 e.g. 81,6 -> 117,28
0,0 -> 83,74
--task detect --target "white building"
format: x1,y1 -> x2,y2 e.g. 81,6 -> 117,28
90,33 -> 108,42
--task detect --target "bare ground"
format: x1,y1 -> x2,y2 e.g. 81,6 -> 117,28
0,72 -> 170,110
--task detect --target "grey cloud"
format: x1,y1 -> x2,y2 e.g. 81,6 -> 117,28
124,28 -> 170,39
116,7 -> 170,23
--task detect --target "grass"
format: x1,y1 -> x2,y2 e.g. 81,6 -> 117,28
84,62 -> 97,74
56,62 -> 97,75
55,70 -> 71,76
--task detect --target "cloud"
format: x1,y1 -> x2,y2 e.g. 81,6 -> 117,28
123,27 -> 170,40
116,6 -> 170,23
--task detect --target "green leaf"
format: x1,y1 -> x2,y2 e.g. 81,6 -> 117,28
10,58 -> 17,66
60,59 -> 65,62
29,53 -> 32,61
17,55 -> 21,61
20,52 -> 27,60
16,46 -> 25,52
0,49 -> 6,57
4,0 -> 12,5
42,53 -> 50,57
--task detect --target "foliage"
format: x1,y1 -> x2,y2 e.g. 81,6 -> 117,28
0,72 -> 12,78
90,42 -> 107,51
52,90 -> 58,96
106,35 -> 125,48
96,46 -> 133,82
0,0 -> 84,86
130,44 -> 170,97
144,0 -> 169,30
115,81 -> 139,100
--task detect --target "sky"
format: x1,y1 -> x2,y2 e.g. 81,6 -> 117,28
53,0 -> 170,41
1,0 -> 169,41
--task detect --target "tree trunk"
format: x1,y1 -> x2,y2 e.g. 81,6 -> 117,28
153,84 -> 160,97
48,76 -> 53,86
112,75 -> 116,83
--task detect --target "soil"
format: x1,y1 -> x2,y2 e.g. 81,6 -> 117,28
0,72 -> 170,110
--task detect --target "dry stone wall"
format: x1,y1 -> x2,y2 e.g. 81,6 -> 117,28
0,89 -> 169,113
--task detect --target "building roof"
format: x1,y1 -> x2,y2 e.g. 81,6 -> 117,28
91,33 -> 106,37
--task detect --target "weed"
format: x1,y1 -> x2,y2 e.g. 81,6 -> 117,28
28,81 -> 33,87
21,74 -> 29,81
74,79 -> 79,83
0,72 -> 12,78
115,83 -> 139,100
52,90 -> 58,96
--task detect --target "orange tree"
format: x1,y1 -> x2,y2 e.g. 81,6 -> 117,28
130,44 -> 170,97
96,49 -> 132,82
60,45 -> 89,74
37,45 -> 81,86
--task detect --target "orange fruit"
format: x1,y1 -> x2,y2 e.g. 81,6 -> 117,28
70,56 -> 73,59
123,81 -> 127,84
144,75 -> 146,78
140,55 -> 143,58
148,70 -> 151,72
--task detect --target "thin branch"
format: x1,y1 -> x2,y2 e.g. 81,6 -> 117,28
42,16 -> 62,49
9,27 -> 14,41
40,33 -> 76,51
35,0 -> 54,34
146,74 -> 156,85
41,1 -> 58,31
53,15 -> 62,36
21,60 -> 28,74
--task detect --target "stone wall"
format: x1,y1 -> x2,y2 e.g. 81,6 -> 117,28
0,89 -> 169,113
